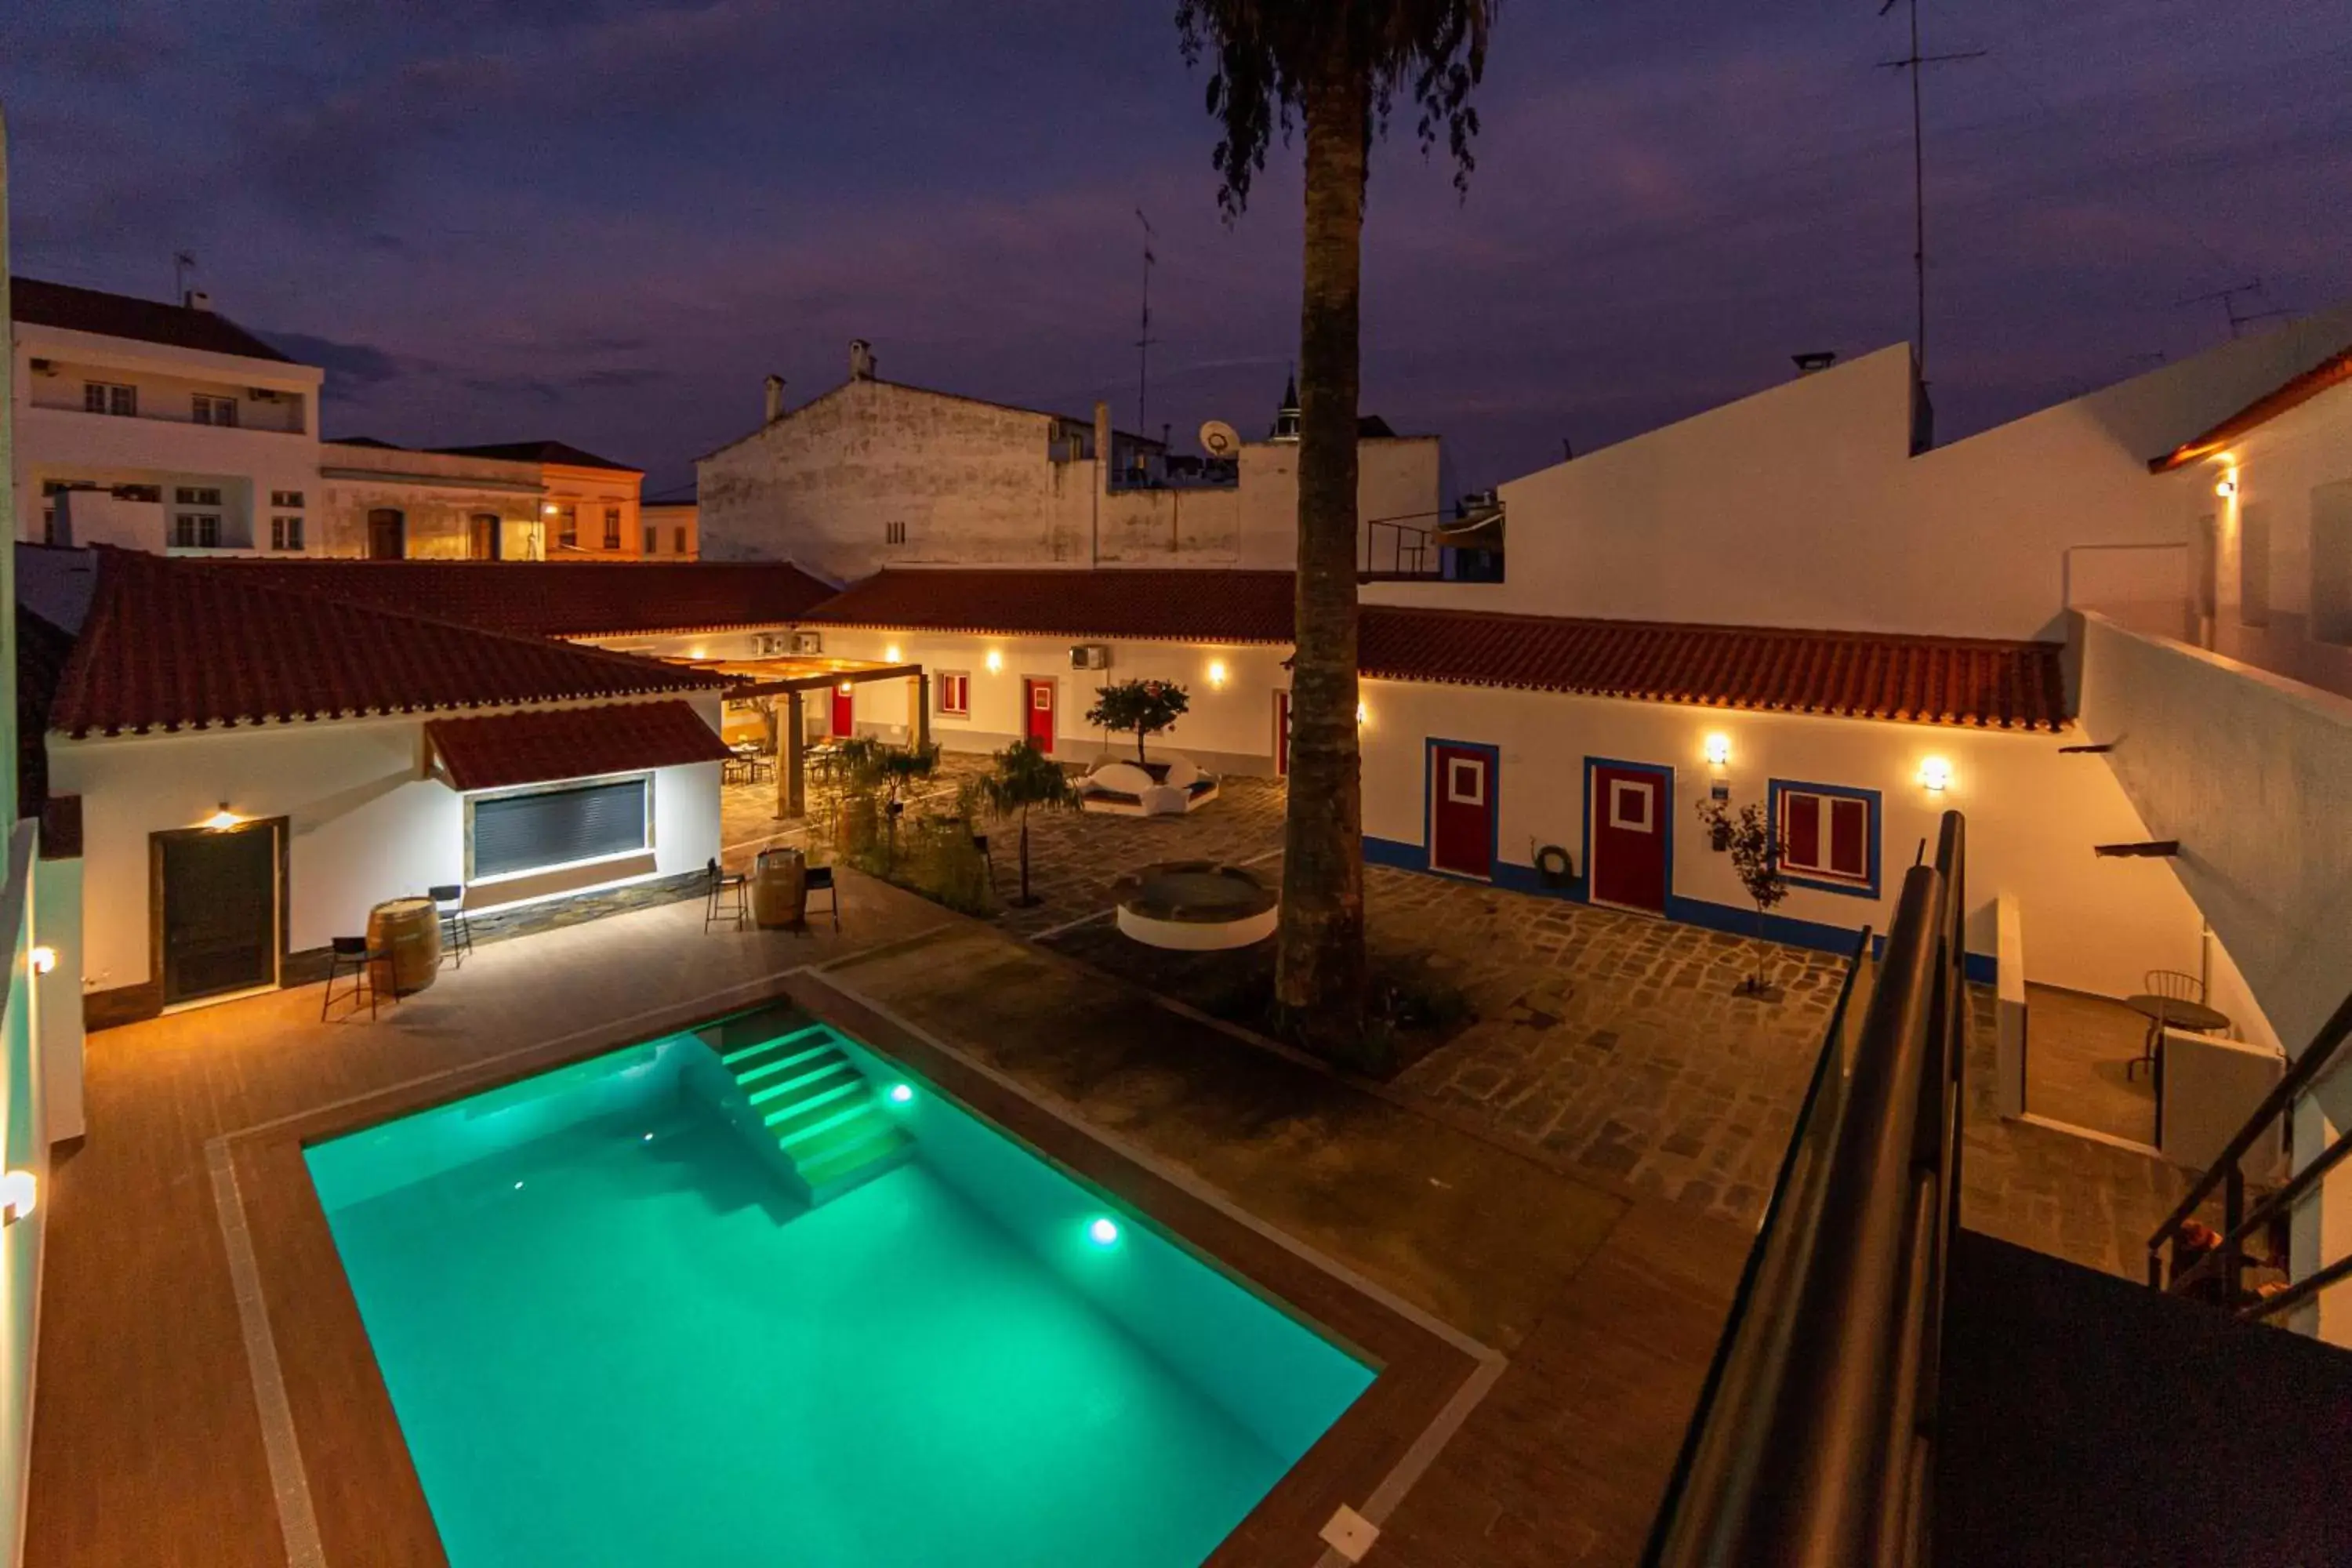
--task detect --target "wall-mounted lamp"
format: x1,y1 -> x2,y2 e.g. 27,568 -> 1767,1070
1,1170 -> 35,1225
542,502 -> 561,516
1207,659 -> 1229,689
985,650 -> 1004,674
837,682 -> 855,696
1918,756 -> 1953,793
2215,474 -> 2238,499
28,946 -> 56,976
884,644 -> 903,664
204,804 -> 241,831
1704,732 -> 1732,768
1356,700 -> 1369,726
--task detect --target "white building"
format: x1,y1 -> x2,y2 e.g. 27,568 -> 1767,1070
697,343 -> 1441,582
9,278 -> 323,555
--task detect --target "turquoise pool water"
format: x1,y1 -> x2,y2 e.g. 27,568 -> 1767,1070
305,1026 -> 1374,1567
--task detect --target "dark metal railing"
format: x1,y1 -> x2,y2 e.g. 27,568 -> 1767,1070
2147,981 -> 2352,1321
1646,811 -> 1968,1568
1361,511 -> 1444,578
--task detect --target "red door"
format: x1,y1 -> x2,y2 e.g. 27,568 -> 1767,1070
1023,680 -> 1055,753
831,683 -> 855,737
1588,764 -> 1669,914
1275,691 -> 1291,776
1429,745 -> 1495,880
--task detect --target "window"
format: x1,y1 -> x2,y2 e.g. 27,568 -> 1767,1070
470,778 -> 649,880
554,506 -> 578,550
114,484 -> 161,503
938,672 -> 971,717
84,382 -> 136,416
1774,783 -> 1877,895
603,506 -> 622,550
270,489 -> 305,509
192,394 -> 238,427
176,487 -> 223,506
172,514 -> 223,549
673,525 -> 688,556
885,521 -> 907,546
270,515 -> 304,551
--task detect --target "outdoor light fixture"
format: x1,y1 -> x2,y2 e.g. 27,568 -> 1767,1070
1356,701 -> 1369,726
542,503 -> 560,515
1207,659 -> 1229,688
2215,474 -> 2238,498
1704,733 -> 1732,768
985,650 -> 1004,674
27,947 -> 55,976
204,804 -> 240,831
838,682 -> 854,695
1,1170 -> 36,1225
1918,757 -> 1953,793
1086,1217 -> 1120,1247
888,1083 -> 913,1104
884,644 -> 902,663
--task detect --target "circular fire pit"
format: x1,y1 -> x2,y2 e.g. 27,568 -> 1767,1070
1112,860 -> 1278,950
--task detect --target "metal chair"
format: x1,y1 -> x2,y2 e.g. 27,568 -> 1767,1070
705,856 -> 749,931
321,935 -> 385,1021
429,884 -> 474,967
2130,969 -> 2206,1080
804,862 -> 840,931
971,831 -> 994,891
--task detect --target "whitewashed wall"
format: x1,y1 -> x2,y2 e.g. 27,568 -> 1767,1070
1356,677 -> 2203,998
51,699 -> 724,997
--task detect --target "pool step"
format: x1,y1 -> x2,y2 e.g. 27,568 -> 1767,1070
690,1014 -> 910,1209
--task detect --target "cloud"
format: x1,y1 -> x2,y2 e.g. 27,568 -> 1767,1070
257,330 -> 408,390
572,367 -> 670,389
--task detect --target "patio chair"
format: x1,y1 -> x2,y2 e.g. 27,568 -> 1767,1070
428,884 -> 474,967
2129,969 -> 2206,1080
705,856 -> 749,931
321,935 -> 386,1021
804,863 -> 840,931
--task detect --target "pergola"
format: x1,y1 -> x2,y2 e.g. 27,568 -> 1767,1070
697,656 -> 928,818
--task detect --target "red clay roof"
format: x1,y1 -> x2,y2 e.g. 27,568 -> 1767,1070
2150,346 -> 2352,473
432,440 -> 638,472
1359,606 -> 2069,730
426,700 -> 731,790
211,559 -> 837,639
10,277 -> 295,363
801,568 -> 1298,643
52,550 -> 724,738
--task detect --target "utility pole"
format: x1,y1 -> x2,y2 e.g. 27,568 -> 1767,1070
1134,209 -> 1160,455
172,249 -> 197,303
1878,0 -> 1983,385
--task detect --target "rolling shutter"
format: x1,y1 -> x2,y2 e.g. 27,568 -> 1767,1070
471,779 -> 648,879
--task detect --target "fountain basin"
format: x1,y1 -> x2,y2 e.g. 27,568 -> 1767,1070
1112,861 -> 1278,950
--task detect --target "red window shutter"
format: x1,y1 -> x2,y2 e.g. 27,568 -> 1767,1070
1829,797 -> 1868,878
1784,793 -> 1821,870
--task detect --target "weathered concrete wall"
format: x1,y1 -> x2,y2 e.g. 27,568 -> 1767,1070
315,443 -> 543,560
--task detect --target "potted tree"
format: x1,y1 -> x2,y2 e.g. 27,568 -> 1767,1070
1695,797 -> 1789,999
981,739 -> 1081,907
1085,679 -> 1192,771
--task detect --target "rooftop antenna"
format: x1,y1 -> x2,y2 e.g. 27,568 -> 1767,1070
1134,208 -> 1160,451
1877,0 -> 1984,387
172,250 -> 198,302
2178,278 -> 2293,339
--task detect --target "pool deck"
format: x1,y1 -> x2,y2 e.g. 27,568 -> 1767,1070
26,869 -> 1747,1568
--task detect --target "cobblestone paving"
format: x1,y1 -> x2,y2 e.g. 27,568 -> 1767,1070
987,775 -> 1290,938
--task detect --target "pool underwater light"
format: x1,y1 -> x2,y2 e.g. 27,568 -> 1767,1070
888,1083 -> 914,1104
1087,1217 -> 1120,1247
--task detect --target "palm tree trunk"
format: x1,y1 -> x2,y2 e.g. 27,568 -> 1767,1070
1273,37 -> 1370,1054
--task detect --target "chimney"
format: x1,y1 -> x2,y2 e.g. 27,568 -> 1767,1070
183,290 -> 213,313
763,374 -> 786,423
848,339 -> 876,381
1792,350 -> 1838,377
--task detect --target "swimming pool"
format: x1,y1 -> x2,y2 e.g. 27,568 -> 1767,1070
304,1007 -> 1376,1566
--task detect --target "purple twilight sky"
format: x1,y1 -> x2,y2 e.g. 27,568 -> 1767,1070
4,1 -> 2348,496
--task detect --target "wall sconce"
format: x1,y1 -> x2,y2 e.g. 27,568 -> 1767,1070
542,502 -> 561,516
1704,732 -> 1732,768
28,946 -> 56,976
1918,756 -> 1953,793
884,644 -> 902,664
1,1170 -> 34,1225
1207,659 -> 1229,688
2214,474 -> 2238,499
204,804 -> 241,831
1356,700 -> 1369,726
837,682 -> 855,696
985,650 -> 1004,674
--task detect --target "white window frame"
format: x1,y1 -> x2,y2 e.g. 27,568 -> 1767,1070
192,394 -> 238,427
1445,756 -> 1486,806
172,514 -> 223,549
937,671 -> 971,718
270,515 -> 304,551
85,382 -> 136,417
1609,778 -> 1654,832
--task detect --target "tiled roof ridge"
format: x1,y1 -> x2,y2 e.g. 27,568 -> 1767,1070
1359,601 -> 2056,655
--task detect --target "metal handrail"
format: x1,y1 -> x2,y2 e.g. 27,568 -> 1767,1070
1647,811 -> 1967,1567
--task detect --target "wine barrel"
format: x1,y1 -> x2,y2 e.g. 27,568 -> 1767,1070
368,897 -> 442,996
751,848 -> 808,929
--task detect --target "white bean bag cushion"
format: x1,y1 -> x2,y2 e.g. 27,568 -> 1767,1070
1087,761 -> 1155,797
1139,785 -> 1189,816
1158,755 -> 1202,791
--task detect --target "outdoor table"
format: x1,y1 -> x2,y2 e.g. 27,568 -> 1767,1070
2124,994 -> 2230,1035
368,896 -> 441,998
751,848 -> 809,928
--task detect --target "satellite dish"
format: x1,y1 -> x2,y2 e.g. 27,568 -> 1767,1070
1199,420 -> 1240,459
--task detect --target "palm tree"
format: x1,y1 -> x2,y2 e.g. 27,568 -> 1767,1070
981,739 -> 1081,908
1178,2 -> 1494,1058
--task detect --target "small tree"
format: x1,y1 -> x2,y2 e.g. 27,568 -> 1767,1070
981,739 -> 1081,907
1085,679 -> 1191,766
1696,798 -> 1788,998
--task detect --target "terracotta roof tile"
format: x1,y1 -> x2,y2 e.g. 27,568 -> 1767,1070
801,567 -> 1298,643
212,559 -> 837,639
52,549 -> 725,738
426,700 -> 731,791
2150,347 -> 2352,473
432,440 -> 638,472
10,277 -> 294,363
1359,606 -> 2069,730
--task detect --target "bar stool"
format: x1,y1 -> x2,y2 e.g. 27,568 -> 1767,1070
706,857 -> 748,930
804,862 -> 840,931
430,884 -> 474,967
321,935 -> 385,1021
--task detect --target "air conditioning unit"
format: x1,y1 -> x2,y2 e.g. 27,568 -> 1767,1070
1069,644 -> 1109,671
27,358 -> 53,376
792,630 -> 824,655
248,388 -> 284,402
